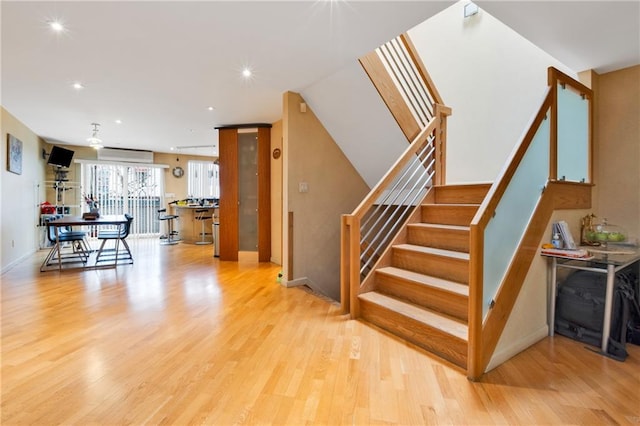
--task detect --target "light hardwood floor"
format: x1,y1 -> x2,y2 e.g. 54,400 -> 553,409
2,239 -> 639,425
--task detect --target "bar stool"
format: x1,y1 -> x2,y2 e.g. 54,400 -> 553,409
158,208 -> 179,245
194,209 -> 212,245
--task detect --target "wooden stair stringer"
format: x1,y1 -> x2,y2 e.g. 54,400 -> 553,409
359,291 -> 468,369
357,183 -> 491,374
376,266 -> 468,321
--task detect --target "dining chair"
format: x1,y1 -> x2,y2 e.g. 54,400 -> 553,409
42,216 -> 91,267
95,214 -> 134,264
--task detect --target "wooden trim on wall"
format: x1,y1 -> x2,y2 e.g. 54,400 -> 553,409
340,215 -> 351,314
359,52 -> 421,141
219,128 -> 239,261
288,211 -> 294,279
257,127 -> 271,262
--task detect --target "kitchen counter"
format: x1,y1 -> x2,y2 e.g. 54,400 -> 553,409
171,205 -> 218,244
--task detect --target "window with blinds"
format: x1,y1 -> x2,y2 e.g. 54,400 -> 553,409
80,162 -> 164,236
187,160 -> 219,199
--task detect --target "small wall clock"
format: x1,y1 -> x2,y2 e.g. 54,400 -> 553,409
172,166 -> 184,178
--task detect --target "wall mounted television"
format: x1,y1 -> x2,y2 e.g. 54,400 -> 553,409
47,146 -> 75,168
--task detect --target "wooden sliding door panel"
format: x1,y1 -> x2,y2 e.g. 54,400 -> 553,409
219,128 -> 239,261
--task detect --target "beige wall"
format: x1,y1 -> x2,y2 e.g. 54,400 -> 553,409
42,143 -> 97,211
593,65 -> 640,241
282,91 -> 369,301
271,121 -> 283,265
1,108 -> 47,272
38,146 -> 213,211
154,152 -> 215,205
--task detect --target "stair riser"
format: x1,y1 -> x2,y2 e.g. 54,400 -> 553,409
434,184 -> 490,204
360,299 -> 467,369
421,205 -> 478,226
407,226 -> 469,253
392,249 -> 469,284
376,273 -> 468,321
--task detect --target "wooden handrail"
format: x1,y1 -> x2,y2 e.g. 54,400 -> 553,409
341,106 -> 451,317
351,118 -> 438,221
467,88 -> 552,378
548,67 -> 593,98
548,66 -> 594,183
467,67 -> 594,379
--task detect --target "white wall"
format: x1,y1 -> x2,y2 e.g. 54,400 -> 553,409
408,1 -> 576,184
301,62 -> 407,188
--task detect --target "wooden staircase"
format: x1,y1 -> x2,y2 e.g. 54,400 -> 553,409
358,183 -> 490,370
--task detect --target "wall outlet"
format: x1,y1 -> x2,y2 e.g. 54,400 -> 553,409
298,182 -> 308,193
165,193 -> 175,198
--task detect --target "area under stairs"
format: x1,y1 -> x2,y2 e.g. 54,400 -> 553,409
358,183 -> 491,370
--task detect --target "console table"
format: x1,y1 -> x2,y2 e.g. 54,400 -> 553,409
543,249 -> 640,353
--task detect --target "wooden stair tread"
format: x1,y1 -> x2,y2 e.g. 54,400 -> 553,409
408,223 -> 469,232
359,292 -> 468,341
377,266 -> 469,297
394,244 -> 470,261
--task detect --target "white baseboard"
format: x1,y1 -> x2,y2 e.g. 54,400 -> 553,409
1,249 -> 36,276
285,277 -> 309,288
485,325 -> 549,372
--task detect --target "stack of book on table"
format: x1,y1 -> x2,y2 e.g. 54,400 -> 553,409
540,247 -> 592,259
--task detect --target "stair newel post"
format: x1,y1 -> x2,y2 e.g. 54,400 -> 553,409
468,223 -> 484,380
349,214 -> 362,319
434,103 -> 452,186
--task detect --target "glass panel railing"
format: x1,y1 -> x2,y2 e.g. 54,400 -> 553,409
482,111 -> 551,317
557,84 -> 589,183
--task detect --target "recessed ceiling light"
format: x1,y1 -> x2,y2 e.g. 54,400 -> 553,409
242,68 -> 252,78
72,82 -> 84,90
115,119 -> 122,124
207,106 -> 214,111
49,20 -> 64,32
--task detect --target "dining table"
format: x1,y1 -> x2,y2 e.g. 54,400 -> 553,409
40,214 -> 130,272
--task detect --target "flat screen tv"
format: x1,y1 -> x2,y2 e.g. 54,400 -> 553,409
47,146 -> 74,168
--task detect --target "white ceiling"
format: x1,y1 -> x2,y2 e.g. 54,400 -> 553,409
476,1 -> 640,75
2,1 -> 638,157
0,1 -> 453,156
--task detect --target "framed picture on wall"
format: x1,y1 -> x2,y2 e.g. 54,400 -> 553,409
7,134 -> 23,175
